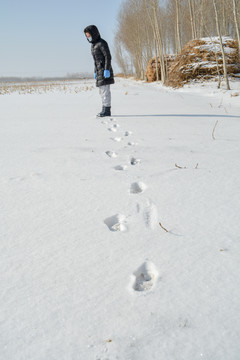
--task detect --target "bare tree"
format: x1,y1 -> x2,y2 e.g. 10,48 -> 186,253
115,0 -> 150,79
114,36 -> 128,76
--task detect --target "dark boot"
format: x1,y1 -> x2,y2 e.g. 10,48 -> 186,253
104,107 -> 111,116
97,106 -> 111,117
97,106 -> 105,117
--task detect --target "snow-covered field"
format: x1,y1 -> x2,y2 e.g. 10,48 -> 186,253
1,78 -> 240,360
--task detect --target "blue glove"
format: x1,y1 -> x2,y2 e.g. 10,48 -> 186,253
104,70 -> 110,78
94,73 -> 96,79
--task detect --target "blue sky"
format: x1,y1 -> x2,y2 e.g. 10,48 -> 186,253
0,0 -> 123,77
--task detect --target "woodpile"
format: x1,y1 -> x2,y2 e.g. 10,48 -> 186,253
167,36 -> 240,87
145,55 -> 176,82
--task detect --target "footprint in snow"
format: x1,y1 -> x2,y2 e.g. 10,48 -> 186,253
106,151 -> 117,158
130,182 -> 147,194
30,172 -> 42,178
125,131 -> 132,136
128,142 -> 137,146
108,127 -> 117,132
111,137 -> 122,142
132,261 -> 158,292
130,157 -> 141,165
143,199 -> 159,230
104,214 -> 127,232
9,176 -> 25,182
114,165 -> 127,171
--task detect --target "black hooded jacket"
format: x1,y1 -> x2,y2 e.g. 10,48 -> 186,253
84,25 -> 114,87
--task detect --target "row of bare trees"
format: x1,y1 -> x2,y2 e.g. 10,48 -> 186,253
114,0 -> 240,86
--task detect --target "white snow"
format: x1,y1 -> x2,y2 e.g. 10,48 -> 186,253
195,36 -> 236,56
0,77 -> 240,360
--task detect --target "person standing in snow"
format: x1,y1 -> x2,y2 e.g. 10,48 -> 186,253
84,25 -> 114,117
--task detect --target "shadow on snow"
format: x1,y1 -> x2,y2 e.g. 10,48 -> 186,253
113,114 -> 239,119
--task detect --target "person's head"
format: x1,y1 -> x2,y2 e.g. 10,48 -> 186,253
84,25 -> 100,43
85,32 -> 92,42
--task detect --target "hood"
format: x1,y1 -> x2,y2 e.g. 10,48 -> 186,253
84,25 -> 101,43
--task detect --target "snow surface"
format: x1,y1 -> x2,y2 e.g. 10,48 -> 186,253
0,78 -> 240,360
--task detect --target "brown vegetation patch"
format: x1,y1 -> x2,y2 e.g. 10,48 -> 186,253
145,55 -> 176,82
167,37 -> 240,87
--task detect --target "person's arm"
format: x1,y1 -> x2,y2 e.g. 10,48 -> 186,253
91,45 -> 97,75
99,41 -> 112,70
94,61 -> 97,78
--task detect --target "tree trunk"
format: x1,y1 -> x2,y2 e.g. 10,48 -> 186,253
233,0 -> 240,58
176,0 -> 182,53
154,6 -> 167,83
188,0 -> 197,39
212,0 -> 230,90
199,0 -> 204,38
222,0 -> 227,35
145,23 -> 153,63
154,38 -> 159,81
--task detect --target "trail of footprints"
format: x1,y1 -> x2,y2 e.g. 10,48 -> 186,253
101,116 -> 158,293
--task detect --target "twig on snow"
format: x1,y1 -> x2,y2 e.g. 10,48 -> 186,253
212,120 -> 219,140
175,163 -> 187,169
159,222 -> 169,233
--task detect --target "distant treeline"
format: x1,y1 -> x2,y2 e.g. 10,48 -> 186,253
0,73 -> 92,83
